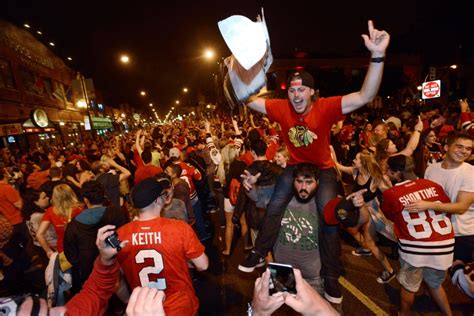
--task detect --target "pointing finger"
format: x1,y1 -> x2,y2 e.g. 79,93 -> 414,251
368,20 -> 375,39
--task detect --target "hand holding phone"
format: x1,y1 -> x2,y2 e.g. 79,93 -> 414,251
283,268 -> 338,315
252,269 -> 285,316
268,262 -> 297,295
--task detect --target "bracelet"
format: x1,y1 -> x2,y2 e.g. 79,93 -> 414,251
370,56 -> 385,63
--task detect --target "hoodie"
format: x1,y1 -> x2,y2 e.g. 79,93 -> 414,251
64,205 -> 127,293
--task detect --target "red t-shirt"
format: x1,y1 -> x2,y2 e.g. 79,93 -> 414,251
0,182 -> 23,225
265,97 -> 344,168
42,206 -> 82,253
117,217 -> 204,316
134,165 -> 163,185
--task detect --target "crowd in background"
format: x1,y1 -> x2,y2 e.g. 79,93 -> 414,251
0,95 -> 473,315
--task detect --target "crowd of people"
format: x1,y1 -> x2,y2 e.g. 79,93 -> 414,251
0,21 -> 473,316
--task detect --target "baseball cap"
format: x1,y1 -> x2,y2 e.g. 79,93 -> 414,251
169,148 -> 181,159
131,178 -> 164,209
387,155 -> 417,180
287,71 -> 314,89
323,196 -> 360,227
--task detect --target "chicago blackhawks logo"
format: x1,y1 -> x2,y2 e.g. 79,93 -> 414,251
288,126 -> 317,147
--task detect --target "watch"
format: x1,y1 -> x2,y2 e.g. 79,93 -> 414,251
370,57 -> 385,63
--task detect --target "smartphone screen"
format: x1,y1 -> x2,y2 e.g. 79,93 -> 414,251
268,262 -> 297,295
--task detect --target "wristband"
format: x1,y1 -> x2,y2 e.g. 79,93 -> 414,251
370,57 -> 385,63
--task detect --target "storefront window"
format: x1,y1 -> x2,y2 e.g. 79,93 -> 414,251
0,58 -> 16,89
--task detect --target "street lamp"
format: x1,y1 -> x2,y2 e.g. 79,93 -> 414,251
204,49 -> 215,60
183,88 -> 188,93
175,100 -> 180,104
76,100 -> 87,108
149,103 -> 153,107
140,91 -> 146,96
120,55 -> 130,64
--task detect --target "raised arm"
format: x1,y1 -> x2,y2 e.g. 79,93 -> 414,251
246,96 -> 267,115
398,117 -> 423,157
341,20 -> 390,114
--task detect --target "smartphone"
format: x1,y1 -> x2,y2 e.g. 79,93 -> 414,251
268,262 -> 297,295
106,232 -> 122,251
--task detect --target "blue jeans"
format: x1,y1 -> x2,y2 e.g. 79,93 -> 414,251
254,166 -> 342,294
192,197 -> 209,240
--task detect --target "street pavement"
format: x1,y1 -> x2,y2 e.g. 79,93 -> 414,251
195,213 -> 474,315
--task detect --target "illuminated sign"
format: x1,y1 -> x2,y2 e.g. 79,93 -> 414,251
31,109 -> 49,128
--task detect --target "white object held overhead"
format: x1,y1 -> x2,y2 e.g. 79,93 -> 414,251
219,9 -> 273,111
218,8 -> 270,70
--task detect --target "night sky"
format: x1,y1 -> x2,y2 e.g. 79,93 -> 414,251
3,0 -> 472,115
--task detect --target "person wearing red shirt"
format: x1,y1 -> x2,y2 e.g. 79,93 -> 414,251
239,20 -> 390,305
0,169 -> 23,226
116,178 -> 208,315
37,184 -> 82,257
381,155 -> 454,316
134,150 -> 163,185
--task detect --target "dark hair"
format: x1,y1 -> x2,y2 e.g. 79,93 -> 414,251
166,163 -> 182,178
247,129 -> 261,144
251,139 -> 267,157
21,189 -> 44,220
163,157 -> 178,170
141,150 -> 152,164
0,168 -> 5,181
446,131 -> 473,146
49,166 -> 62,178
294,163 -> 319,180
77,159 -> 91,171
82,180 -> 106,205
39,160 -> 51,171
62,164 -> 77,179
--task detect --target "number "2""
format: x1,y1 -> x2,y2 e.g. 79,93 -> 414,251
135,249 -> 167,289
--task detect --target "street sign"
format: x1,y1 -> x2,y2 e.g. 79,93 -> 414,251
422,80 -> 441,99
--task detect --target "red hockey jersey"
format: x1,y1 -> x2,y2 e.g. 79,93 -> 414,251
381,179 -> 454,270
117,217 -> 205,315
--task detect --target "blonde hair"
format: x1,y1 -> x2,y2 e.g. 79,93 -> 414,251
51,184 -> 80,220
276,145 -> 290,160
216,143 -> 240,185
358,151 -> 390,188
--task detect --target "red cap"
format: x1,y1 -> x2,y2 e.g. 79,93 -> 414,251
323,197 -> 343,225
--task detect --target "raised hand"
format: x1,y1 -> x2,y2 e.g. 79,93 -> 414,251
96,225 -> 128,265
346,189 -> 368,208
361,20 -> 390,57
241,170 -> 261,191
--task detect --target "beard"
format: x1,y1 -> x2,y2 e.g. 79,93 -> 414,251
293,187 -> 317,203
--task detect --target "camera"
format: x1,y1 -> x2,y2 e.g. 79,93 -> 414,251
106,232 -> 122,251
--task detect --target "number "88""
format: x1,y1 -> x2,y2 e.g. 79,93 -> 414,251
402,210 -> 452,239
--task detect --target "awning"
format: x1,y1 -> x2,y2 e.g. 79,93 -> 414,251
22,118 -> 57,133
91,116 -> 113,129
